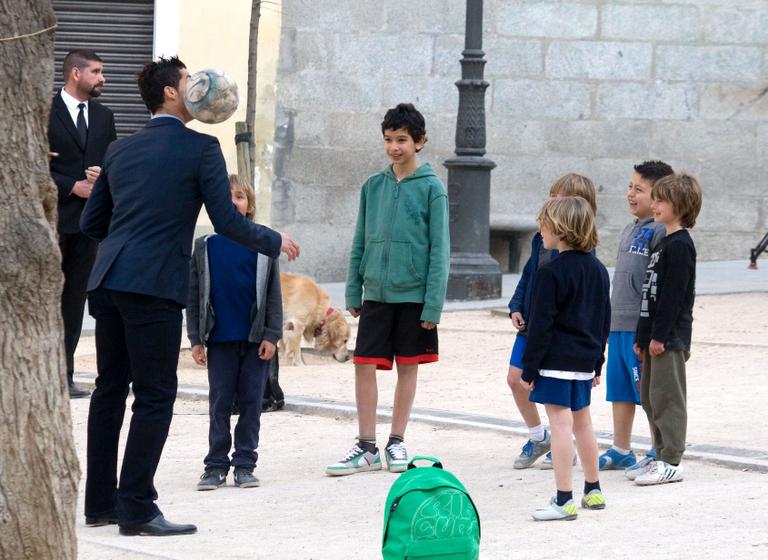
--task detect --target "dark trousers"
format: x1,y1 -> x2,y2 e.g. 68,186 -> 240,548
85,288 -> 182,525
59,232 -> 97,379
205,341 -> 269,470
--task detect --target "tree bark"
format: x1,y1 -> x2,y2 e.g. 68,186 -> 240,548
0,2 -> 80,559
246,0 -> 262,177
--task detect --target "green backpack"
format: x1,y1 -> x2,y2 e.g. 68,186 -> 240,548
382,456 -> 480,560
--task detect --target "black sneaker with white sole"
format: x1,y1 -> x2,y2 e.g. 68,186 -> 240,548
233,468 -> 260,488
197,468 -> 227,490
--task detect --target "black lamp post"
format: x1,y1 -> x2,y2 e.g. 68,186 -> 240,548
444,0 -> 501,300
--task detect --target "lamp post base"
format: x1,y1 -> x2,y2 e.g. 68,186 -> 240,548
447,252 -> 501,301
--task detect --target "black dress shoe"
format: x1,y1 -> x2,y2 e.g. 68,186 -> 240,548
68,380 -> 90,399
119,513 -> 197,536
85,515 -> 118,527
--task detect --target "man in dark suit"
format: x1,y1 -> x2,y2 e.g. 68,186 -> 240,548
80,56 -> 300,537
48,49 -> 117,398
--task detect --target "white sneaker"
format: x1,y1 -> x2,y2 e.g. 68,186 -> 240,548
625,454 -> 656,480
531,496 -> 577,521
635,460 -> 683,486
385,441 -> 409,473
325,443 -> 382,476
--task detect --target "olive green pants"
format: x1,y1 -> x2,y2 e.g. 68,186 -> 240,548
641,349 -> 689,465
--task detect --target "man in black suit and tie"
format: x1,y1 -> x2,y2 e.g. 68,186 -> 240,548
48,49 -> 117,398
80,56 -> 300,537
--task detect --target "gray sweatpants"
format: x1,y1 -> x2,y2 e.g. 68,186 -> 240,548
641,349 -> 689,465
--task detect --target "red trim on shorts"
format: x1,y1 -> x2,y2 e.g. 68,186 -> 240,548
395,353 -> 439,365
353,356 -> 394,370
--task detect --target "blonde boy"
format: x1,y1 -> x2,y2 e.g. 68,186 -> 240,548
520,196 -> 611,520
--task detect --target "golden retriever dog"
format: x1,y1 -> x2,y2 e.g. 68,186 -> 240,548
279,272 -> 351,366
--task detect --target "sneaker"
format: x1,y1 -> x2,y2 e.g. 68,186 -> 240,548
540,451 -> 578,470
635,460 -> 683,486
581,489 -> 606,510
233,468 -> 260,488
385,441 -> 409,473
599,449 -> 637,471
531,496 -> 577,521
513,430 -> 551,469
624,450 -> 657,480
325,443 -> 382,476
197,468 -> 227,491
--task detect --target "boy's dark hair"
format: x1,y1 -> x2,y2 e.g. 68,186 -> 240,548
381,103 -> 427,147
62,49 -> 102,81
634,160 -> 674,185
137,56 -> 187,113
652,173 -> 703,229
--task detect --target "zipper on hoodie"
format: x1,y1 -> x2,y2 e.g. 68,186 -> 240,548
382,175 -> 401,287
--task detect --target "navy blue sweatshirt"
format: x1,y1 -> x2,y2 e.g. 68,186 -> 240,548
522,251 -> 611,383
635,229 -> 696,351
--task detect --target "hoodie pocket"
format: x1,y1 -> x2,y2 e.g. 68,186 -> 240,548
388,241 -> 423,289
360,240 -> 385,286
614,271 -> 642,308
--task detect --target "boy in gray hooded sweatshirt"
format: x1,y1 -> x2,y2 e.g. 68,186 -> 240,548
600,161 -> 672,473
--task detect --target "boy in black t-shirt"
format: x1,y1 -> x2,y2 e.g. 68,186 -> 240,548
632,173 -> 702,486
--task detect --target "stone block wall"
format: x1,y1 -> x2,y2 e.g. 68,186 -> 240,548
273,0 -> 768,281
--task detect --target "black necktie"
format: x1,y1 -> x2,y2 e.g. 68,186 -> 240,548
76,102 -> 87,146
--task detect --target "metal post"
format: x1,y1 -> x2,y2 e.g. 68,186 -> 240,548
443,0 -> 501,300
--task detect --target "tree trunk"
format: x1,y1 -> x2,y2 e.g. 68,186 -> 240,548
246,0 -> 262,176
0,2 -> 81,559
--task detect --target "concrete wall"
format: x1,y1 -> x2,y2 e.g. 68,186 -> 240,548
272,0 -> 768,281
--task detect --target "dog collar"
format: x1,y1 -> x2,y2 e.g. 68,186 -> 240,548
313,307 -> 335,338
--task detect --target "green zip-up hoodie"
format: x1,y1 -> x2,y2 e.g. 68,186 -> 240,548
345,163 -> 450,324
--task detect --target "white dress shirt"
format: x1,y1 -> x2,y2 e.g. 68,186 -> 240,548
60,88 -> 89,127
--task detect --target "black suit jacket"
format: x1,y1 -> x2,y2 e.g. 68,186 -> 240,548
80,117 -> 282,307
48,90 -> 117,234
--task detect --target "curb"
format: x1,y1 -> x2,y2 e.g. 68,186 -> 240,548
75,374 -> 768,474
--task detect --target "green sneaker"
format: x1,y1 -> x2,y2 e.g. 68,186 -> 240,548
581,489 -> 606,510
532,496 -> 577,521
325,443 -> 382,476
385,441 -> 409,473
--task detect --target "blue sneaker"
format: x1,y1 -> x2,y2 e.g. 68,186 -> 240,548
599,449 -> 637,471
513,430 -> 551,469
625,450 -> 656,480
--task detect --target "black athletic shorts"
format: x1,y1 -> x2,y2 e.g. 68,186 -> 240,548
353,301 -> 439,371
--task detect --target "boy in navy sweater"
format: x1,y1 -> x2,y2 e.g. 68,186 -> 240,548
632,173 -> 702,486
520,196 -> 610,521
187,175 -> 283,490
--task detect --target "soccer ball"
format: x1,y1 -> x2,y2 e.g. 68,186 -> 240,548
183,69 -> 239,124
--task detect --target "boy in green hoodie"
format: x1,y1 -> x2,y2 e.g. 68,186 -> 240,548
326,103 -> 450,477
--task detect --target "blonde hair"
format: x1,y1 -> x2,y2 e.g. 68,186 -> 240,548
229,174 -> 256,220
549,173 -> 597,215
537,196 -> 598,253
652,172 -> 702,229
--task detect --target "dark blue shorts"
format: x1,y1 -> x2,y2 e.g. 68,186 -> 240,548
529,375 -> 593,411
509,334 -> 526,368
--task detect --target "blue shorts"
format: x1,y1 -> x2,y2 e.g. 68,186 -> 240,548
529,376 -> 593,411
606,331 -> 642,404
509,334 -> 526,369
